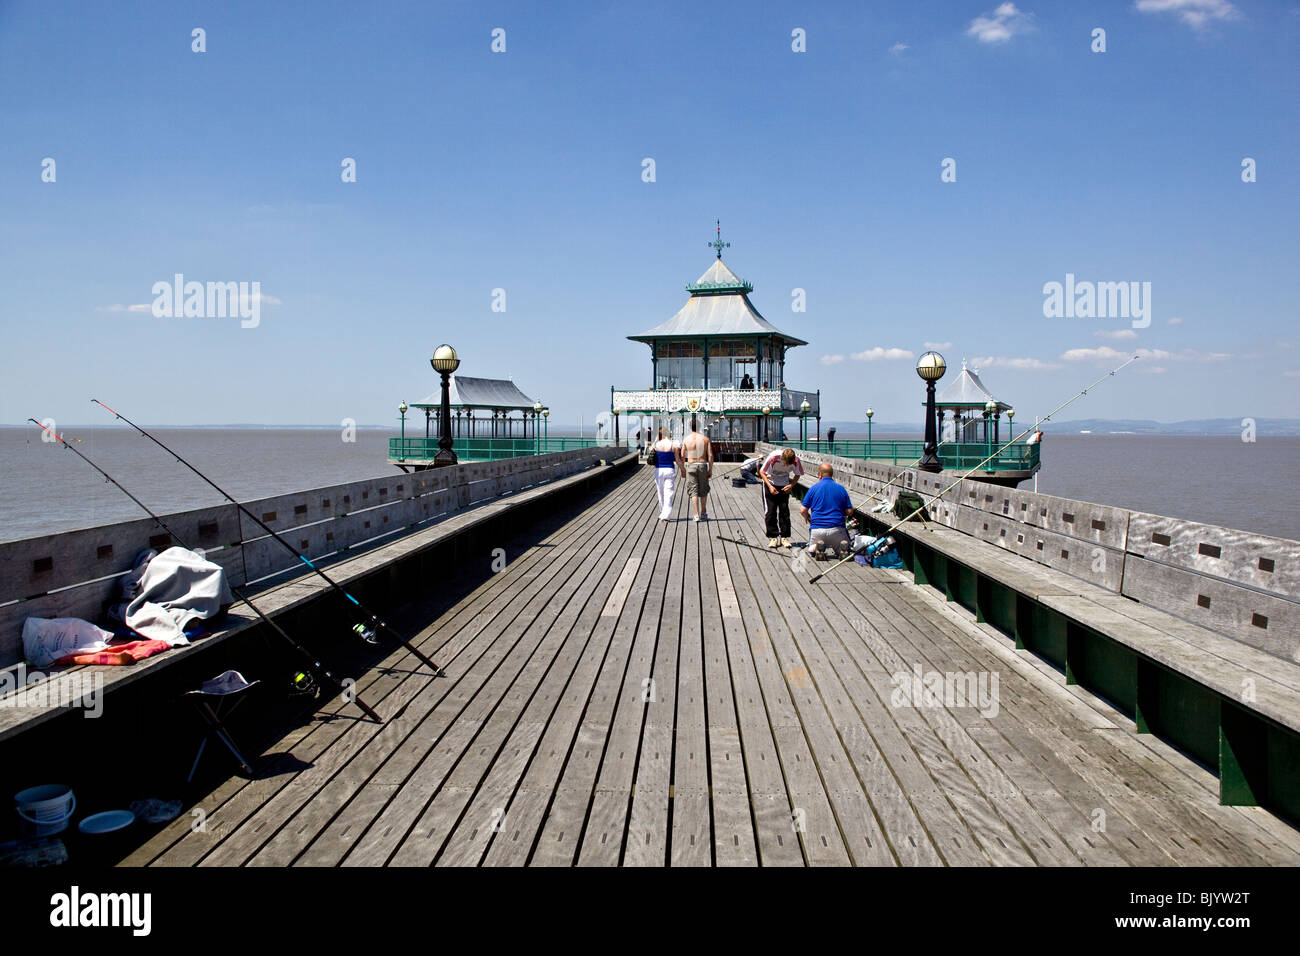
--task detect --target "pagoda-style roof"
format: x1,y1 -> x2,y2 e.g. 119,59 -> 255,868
628,258 -> 808,347
936,361 -> 1010,409
412,375 -> 536,410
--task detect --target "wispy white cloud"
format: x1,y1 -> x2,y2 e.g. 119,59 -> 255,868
971,355 -> 1061,370
923,340 -> 953,350
1062,345 -> 1232,364
1134,0 -> 1239,30
967,3 -> 1035,43
820,354 -> 845,366
890,41 -> 909,54
850,347 -> 915,362
1093,329 -> 1138,340
1166,316 -> 1184,325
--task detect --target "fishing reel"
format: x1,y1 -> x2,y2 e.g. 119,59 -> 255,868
856,535 -> 897,562
289,670 -> 319,697
352,622 -> 379,644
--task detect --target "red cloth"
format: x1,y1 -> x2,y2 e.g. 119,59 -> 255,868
55,639 -> 173,667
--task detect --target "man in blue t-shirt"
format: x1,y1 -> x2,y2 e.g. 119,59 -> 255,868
799,462 -> 854,557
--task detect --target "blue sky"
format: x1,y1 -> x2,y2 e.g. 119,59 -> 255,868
1,0 -> 1296,431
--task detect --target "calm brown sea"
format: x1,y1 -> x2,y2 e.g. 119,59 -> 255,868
2,428 -> 1298,543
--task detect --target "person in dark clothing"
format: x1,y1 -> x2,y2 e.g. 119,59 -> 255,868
759,447 -> 804,547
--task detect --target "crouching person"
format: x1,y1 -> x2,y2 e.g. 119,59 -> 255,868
799,462 -> 854,558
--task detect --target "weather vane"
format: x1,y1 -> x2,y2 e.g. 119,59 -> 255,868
708,219 -> 729,259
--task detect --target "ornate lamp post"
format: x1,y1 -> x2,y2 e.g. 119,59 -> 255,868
1006,408 -> 1014,456
916,351 -> 946,472
866,406 -> 874,448
533,400 -> 543,455
984,399 -> 997,469
761,405 -> 771,443
613,406 -> 622,448
542,407 -> 549,445
430,344 -> 460,467
398,400 -> 408,462
799,399 -> 811,450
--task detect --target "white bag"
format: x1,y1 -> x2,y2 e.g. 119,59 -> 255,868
22,617 -> 115,668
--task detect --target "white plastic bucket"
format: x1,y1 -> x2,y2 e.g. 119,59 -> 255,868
14,784 -> 76,837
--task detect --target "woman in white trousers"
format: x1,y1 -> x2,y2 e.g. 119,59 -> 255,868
650,427 -> 681,521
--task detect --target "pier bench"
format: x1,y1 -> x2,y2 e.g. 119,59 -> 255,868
0,448 -> 630,744
762,443 -> 1300,824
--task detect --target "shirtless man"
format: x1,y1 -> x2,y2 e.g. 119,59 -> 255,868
680,417 -> 714,523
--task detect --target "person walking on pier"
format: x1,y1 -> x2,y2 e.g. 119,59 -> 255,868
682,417 -> 713,522
800,462 -> 854,557
650,427 -> 681,521
761,447 -> 804,547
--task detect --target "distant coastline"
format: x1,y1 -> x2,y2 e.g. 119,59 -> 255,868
5,418 -> 1299,437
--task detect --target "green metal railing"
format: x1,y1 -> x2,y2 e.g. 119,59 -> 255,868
793,440 -> 1040,472
389,436 -> 603,462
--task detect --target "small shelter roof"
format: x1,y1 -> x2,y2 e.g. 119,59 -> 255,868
936,361 -> 1010,409
412,375 -> 536,410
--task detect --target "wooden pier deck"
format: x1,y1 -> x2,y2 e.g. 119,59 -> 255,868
125,465 -> 1300,866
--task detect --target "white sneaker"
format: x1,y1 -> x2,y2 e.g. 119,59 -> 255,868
692,515 -> 700,523
781,538 -> 792,548
768,538 -> 779,548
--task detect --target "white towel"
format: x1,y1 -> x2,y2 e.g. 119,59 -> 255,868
117,547 -> 234,645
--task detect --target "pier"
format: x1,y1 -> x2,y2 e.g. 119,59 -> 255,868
96,462 -> 1297,867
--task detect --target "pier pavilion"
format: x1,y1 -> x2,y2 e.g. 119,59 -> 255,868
611,232 -> 819,453
937,360 -> 1013,446
391,373 -> 599,470
411,375 -> 543,441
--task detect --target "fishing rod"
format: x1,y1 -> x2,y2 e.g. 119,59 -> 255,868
810,354 -> 1140,584
29,419 -> 383,723
92,399 -> 441,676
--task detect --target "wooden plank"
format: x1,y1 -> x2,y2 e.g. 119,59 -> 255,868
518,498 -> 676,865
709,483 -> 851,866
1126,511 -> 1300,597
296,479 -> 642,867
697,523 -> 759,866
854,581 -> 1187,866
1077,590 -> 1300,695
666,510 -> 711,866
1120,555 -> 1299,662
623,487 -> 688,866
147,462 -> 634,865
435,551 -> 647,867
385,482 -> 649,866
0,504 -> 239,599
317,475 -> 642,867
729,513 -> 902,866
573,492 -> 684,866
726,526 -> 957,863
875,579 -> 1286,865
1040,592 -> 1300,734
714,479 -> 985,865
710,553 -> 803,866
952,507 -> 1126,592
